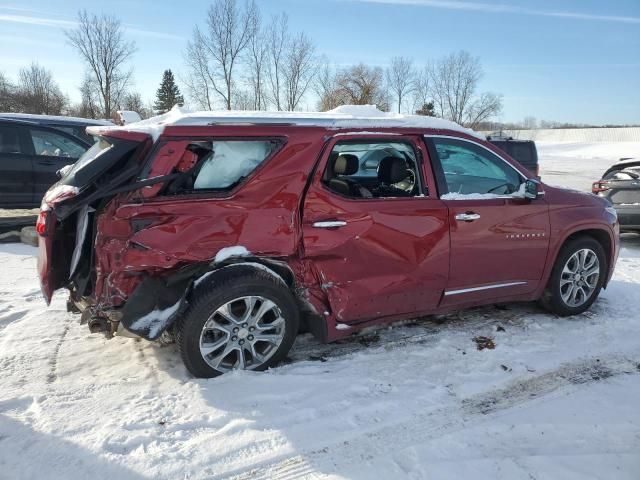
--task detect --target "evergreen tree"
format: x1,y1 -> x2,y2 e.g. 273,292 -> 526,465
154,69 -> 184,114
415,101 -> 435,116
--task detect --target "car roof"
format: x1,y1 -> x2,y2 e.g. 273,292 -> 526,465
87,105 -> 482,142
0,113 -> 113,127
0,118 -> 91,146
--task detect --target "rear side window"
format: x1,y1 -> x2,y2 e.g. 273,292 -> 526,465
604,167 -> 640,180
194,141 -> 275,189
0,125 -> 23,154
165,140 -> 279,194
30,129 -> 86,158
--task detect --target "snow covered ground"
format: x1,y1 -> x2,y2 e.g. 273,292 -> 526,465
1,142 -> 640,479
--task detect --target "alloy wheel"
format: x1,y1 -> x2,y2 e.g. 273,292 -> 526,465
199,296 -> 286,372
560,248 -> 600,308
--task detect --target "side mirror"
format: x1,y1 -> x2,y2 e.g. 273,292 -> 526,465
524,178 -> 541,199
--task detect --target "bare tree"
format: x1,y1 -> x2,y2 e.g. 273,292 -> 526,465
185,0 -> 257,110
336,63 -> 389,110
282,32 -> 316,111
266,13 -> 288,110
463,92 -> 503,128
76,74 -> 100,119
428,50 -> 501,127
245,9 -> 268,110
121,91 -> 144,113
184,37 -> 216,109
314,59 -> 341,111
16,63 -> 67,115
411,66 -> 431,113
65,10 -> 135,119
316,63 -> 389,111
386,56 -> 414,113
0,71 -> 19,112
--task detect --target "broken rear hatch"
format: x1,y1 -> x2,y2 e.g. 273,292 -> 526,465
37,131 -> 152,304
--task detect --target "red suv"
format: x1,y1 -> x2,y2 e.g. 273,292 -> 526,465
36,107 -> 620,377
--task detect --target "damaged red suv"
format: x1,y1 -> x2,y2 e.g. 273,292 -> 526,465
37,107 -> 619,377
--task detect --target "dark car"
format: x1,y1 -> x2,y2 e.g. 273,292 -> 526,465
37,108 -> 618,378
487,133 -> 540,177
0,113 -> 112,144
0,118 -> 90,208
593,158 -> 640,232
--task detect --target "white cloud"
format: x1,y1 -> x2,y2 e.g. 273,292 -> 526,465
345,0 -> 640,24
0,13 -> 184,40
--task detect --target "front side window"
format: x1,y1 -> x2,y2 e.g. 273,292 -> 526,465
164,140 -> 279,194
432,138 -> 522,197
322,141 -> 422,199
30,129 -> 86,158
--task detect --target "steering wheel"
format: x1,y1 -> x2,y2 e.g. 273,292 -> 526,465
392,169 -> 416,193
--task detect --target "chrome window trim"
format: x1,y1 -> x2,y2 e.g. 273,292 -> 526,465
444,281 -> 527,296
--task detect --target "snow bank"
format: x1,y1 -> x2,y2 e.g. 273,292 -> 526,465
87,105 -> 481,142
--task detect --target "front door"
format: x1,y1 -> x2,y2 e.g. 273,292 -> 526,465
426,136 -> 550,306
302,135 -> 449,324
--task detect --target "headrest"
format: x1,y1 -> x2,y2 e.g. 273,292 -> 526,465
377,156 -> 407,184
334,154 -> 359,175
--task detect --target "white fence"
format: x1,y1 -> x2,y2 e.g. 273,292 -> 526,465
479,127 -> 640,143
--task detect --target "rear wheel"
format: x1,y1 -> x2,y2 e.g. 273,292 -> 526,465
540,237 -> 606,316
177,269 -> 299,378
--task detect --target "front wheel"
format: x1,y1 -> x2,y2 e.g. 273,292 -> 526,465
540,237 -> 606,316
177,268 -> 299,378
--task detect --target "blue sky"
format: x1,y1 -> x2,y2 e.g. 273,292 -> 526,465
1,0 -> 639,124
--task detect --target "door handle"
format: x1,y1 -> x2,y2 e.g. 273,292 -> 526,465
455,212 -> 481,222
312,220 -> 347,228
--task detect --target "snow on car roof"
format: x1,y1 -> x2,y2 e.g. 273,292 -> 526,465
87,105 -> 481,141
0,113 -> 113,126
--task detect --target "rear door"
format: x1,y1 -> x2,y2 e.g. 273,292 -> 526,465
0,123 -> 33,206
302,134 -> 449,325
425,135 -> 549,306
28,127 -> 87,204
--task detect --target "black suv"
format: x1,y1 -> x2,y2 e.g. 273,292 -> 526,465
487,133 -> 540,177
0,119 -> 90,208
0,113 -> 112,144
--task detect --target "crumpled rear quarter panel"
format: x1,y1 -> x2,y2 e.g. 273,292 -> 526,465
93,127 -> 327,308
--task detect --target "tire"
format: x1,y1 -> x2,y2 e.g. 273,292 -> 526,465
177,267 -> 299,378
540,236 -> 607,316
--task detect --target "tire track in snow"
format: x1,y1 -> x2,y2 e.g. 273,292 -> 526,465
227,355 -> 640,480
46,317 -> 71,384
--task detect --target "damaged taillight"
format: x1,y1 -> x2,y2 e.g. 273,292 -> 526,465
37,185 -> 80,236
592,181 -> 610,194
36,211 -> 49,236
